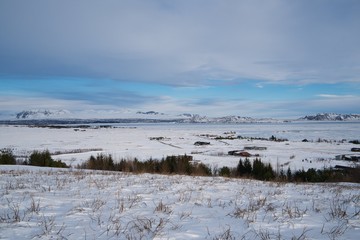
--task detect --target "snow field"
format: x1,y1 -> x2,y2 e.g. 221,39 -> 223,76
1,123 -> 359,171
0,165 -> 359,239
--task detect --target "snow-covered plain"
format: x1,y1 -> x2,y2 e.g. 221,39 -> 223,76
1,122 -> 359,171
1,122 -> 360,239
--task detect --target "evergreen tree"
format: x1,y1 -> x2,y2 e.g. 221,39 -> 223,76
0,149 -> 16,165
252,158 -> 264,179
287,167 -> 292,181
244,158 -> 252,175
236,159 -> 245,176
28,150 -> 67,168
219,166 -> 231,177
29,150 -> 52,167
279,168 -> 286,181
264,163 -> 275,180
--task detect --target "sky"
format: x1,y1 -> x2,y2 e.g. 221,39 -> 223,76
0,0 -> 359,119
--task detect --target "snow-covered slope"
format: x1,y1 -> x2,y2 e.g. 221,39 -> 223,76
0,165 -> 359,239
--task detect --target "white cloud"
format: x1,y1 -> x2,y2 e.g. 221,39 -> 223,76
317,94 -> 355,98
256,83 -> 264,89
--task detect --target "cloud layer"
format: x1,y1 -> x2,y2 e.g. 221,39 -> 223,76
1,0 -> 359,86
1,1 -> 359,118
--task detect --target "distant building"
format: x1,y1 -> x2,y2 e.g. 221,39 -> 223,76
335,155 -> 360,162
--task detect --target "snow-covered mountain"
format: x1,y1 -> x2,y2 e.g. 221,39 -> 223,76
12,109 -> 279,123
181,115 -> 280,123
300,113 -> 360,121
15,109 -> 71,119
13,109 -> 359,123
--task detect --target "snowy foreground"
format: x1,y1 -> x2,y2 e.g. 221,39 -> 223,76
0,165 -> 359,240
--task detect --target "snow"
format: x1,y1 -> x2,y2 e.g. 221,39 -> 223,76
300,113 -> 360,121
0,165 -> 359,239
1,122 -> 360,239
15,109 -> 71,119
0,122 -> 359,171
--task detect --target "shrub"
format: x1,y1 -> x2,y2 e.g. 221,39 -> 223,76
193,163 -> 212,176
86,154 -> 114,170
219,166 -> 231,177
347,167 -> 360,182
0,149 -> 16,165
29,150 -> 68,168
29,150 -> 52,166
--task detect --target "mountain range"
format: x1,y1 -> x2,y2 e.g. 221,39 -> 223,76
6,109 -> 360,123
299,113 -> 360,121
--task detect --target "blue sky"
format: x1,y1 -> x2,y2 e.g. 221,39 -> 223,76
0,0 -> 359,118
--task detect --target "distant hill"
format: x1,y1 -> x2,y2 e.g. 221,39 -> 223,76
299,113 -> 360,121
180,114 -> 280,123
16,109 -> 71,119
136,111 -> 164,115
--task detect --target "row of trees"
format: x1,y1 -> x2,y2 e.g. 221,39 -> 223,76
79,154 -> 360,183
0,149 -> 68,168
281,167 -> 359,182
78,154 -> 212,176
217,158 -> 275,180
1,148 -> 359,182
218,158 -> 359,182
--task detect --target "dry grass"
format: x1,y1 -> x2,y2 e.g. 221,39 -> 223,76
0,167 -> 359,239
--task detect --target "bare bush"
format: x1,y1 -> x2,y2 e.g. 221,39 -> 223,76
328,198 -> 348,220
27,196 -> 41,214
154,200 -> 172,214
213,226 -> 236,240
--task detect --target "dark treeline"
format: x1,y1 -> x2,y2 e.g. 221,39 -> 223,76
217,158 -> 275,180
78,154 -> 212,176
218,158 -> 360,183
0,149 -> 68,168
1,149 -> 359,182
78,153 -> 360,183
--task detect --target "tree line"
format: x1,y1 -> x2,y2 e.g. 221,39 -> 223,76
78,154 -> 212,176
1,149 -> 359,182
0,149 -> 68,168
